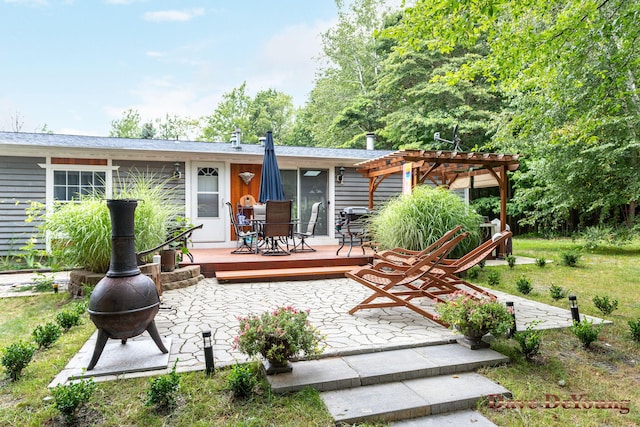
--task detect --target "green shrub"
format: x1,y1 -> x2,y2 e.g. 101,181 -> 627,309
32,272 -> 55,292
513,323 -> 542,360
628,319 -> 640,342
561,250 -> 581,267
570,318 -> 603,349
535,257 -> 546,267
1,341 -> 36,381
146,362 -> 180,409
368,186 -> 482,258
55,309 -> 82,331
487,271 -> 500,287
466,265 -> 481,280
52,376 -> 96,423
515,276 -> 532,294
71,300 -> 88,316
227,363 -> 258,399
549,284 -> 569,301
506,254 -> 516,268
32,322 -> 62,349
592,295 -> 619,317
38,172 -> 181,273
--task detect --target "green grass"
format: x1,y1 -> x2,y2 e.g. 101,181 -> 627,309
1,237 -> 639,426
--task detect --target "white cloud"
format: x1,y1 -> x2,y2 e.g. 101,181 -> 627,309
245,19 -> 335,106
143,8 -> 204,23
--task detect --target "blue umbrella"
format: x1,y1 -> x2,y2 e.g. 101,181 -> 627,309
258,131 -> 286,203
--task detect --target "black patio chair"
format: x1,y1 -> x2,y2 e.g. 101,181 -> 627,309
292,202 -> 321,252
226,202 -> 258,254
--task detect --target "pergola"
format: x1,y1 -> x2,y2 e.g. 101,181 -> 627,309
354,149 -> 521,234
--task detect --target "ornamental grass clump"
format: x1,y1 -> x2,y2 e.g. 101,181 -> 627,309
436,291 -> 513,338
234,306 -> 325,364
369,186 -> 482,258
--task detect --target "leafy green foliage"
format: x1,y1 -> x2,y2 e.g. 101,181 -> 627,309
466,265 -> 481,280
38,172 -> 181,273
55,309 -> 81,331
515,276 -> 532,295
32,272 -> 55,292
227,363 -> 258,399
52,376 -> 96,423
1,341 -> 36,381
506,254 -> 516,268
629,319 -> 640,343
570,318 -> 603,349
146,361 -> 180,409
487,271 -> 500,287
235,307 -> 325,364
592,295 -> 619,317
513,322 -> 542,360
535,257 -> 546,267
436,291 -> 513,337
548,284 -> 569,301
32,322 -> 62,349
369,186 -> 482,257
560,250 -> 581,267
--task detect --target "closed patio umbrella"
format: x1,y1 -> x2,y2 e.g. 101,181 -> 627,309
258,131 -> 285,203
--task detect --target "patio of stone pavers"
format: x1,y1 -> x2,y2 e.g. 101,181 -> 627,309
49,274 -> 607,386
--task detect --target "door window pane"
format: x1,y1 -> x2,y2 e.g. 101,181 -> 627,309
198,194 -> 219,217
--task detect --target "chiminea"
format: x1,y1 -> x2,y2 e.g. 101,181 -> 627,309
87,199 -> 168,370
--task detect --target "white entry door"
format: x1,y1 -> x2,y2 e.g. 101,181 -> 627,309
191,162 -> 225,243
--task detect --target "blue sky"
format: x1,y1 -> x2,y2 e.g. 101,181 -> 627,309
0,0 -> 341,136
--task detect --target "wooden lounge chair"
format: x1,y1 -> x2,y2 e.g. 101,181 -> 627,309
374,225 -> 464,266
347,231 -> 469,326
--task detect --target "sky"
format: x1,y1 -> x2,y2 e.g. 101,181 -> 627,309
0,0 -> 342,137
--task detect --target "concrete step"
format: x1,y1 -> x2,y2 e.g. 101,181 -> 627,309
215,265 -> 355,282
390,409 -> 497,426
267,343 -> 508,394
321,372 -> 510,425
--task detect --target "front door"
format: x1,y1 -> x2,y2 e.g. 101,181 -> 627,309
191,162 -> 225,243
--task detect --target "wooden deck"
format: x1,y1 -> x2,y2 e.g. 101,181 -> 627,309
179,245 -> 375,283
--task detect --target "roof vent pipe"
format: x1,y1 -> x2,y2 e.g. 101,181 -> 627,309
366,132 -> 375,150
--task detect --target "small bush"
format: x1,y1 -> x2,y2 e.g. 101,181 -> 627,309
535,257 -> 546,267
513,323 -> 542,360
55,309 -> 82,331
570,318 -> 603,349
1,341 -> 37,381
549,284 -> 569,301
71,300 -> 88,316
487,271 -> 500,287
227,363 -> 258,399
32,322 -> 62,349
515,276 -> 532,295
506,254 -> 516,268
466,265 -> 481,280
628,319 -> 640,342
561,250 -> 581,267
146,361 -> 180,409
52,376 -> 96,423
32,272 -> 55,292
592,295 -> 619,317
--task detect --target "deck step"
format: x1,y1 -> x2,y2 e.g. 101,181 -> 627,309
215,265 -> 356,282
322,373 -> 509,425
267,344 -> 508,394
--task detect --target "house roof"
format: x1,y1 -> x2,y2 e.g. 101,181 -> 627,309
0,131 -> 393,164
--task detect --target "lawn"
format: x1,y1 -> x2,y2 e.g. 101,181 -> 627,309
0,237 -> 638,426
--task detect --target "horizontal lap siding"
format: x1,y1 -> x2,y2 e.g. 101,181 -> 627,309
334,167 -> 402,220
0,156 -> 45,256
113,160 -> 185,214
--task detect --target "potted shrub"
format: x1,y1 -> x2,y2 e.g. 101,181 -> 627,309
233,306 -> 325,374
436,291 -> 513,349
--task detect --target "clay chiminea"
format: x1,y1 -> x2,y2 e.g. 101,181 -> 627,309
87,199 -> 168,370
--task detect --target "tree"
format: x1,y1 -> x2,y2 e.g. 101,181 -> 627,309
155,113 -> 198,141
386,0 -> 640,229
199,82 -> 252,142
109,108 -> 142,138
248,89 -> 295,144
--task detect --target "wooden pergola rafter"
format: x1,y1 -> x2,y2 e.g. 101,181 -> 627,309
355,149 -> 521,235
